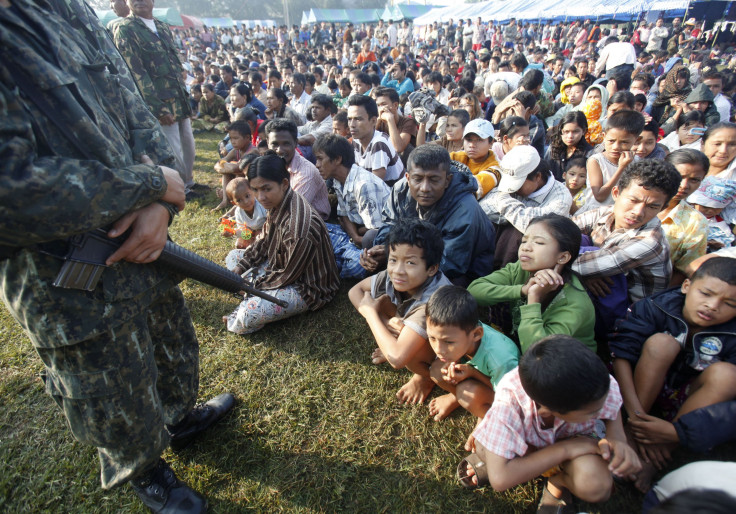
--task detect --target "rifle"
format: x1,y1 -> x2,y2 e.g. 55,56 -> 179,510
52,229 -> 288,308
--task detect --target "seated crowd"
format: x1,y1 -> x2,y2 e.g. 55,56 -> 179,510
180,15 -> 736,512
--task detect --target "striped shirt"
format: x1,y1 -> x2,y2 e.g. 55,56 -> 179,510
237,189 -> 340,310
288,151 -> 330,220
335,164 -> 391,229
572,206 -> 672,303
352,130 -> 405,183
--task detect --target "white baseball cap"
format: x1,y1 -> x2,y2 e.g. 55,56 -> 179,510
463,119 -> 495,139
495,146 -> 541,193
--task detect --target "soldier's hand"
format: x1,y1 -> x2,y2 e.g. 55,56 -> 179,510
158,114 -> 176,126
161,166 -> 186,212
106,203 -> 170,265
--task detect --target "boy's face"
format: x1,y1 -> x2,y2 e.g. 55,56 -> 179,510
611,181 -> 669,231
563,165 -> 587,191
463,133 -> 491,161
693,204 -> 722,219
603,128 -> 638,162
386,244 -> 437,297
229,129 -> 248,151
567,85 -> 584,106
681,276 -> 736,328
427,321 -> 483,364
672,162 -> 705,202
231,186 -> 255,213
634,131 -> 657,159
606,102 -> 629,119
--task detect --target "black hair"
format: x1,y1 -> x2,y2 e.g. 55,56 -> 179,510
510,52 -> 528,72
675,109 -> 706,130
550,111 -> 588,156
641,120 -> 659,137
374,86 -> 400,104
608,91 -> 635,110
385,218 -> 444,269
347,94 -> 379,119
333,110 -> 348,126
221,64 -> 234,75
527,214 -> 582,279
519,69 -> 543,91
665,148 -> 709,175
519,336 -> 610,414
428,71 -> 443,85
313,133 -> 355,169
226,119 -> 252,138
231,82 -> 253,102
268,69 -> 282,80
606,110 -> 645,136
204,83 -> 215,92
425,286 -> 479,333
458,77 -> 475,92
237,152 -> 259,172
651,489 -> 736,514
246,151 -> 290,184
264,118 -> 298,142
703,122 -> 736,143
525,158 -> 550,183
513,90 -> 537,110
191,84 -> 202,93
338,77 -> 352,90
407,144 -> 451,174
310,93 -> 333,110
291,72 -> 306,87
305,74 -> 316,87
354,71 -> 372,86
250,71 -> 263,83
618,159 -> 681,204
633,72 -> 655,88
565,157 -> 587,171
634,93 -> 648,108
498,116 -> 528,139
691,257 -> 736,286
609,70 -> 632,91
448,108 -> 470,127
267,87 -> 289,108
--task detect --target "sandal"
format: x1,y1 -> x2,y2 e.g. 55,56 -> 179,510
457,453 -> 489,489
537,480 -> 574,514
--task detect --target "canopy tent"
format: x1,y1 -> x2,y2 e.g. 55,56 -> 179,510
178,15 -> 204,29
95,7 -> 183,27
235,20 -> 277,29
349,9 -> 384,23
301,9 -> 351,24
200,17 -> 235,28
380,4 -> 438,21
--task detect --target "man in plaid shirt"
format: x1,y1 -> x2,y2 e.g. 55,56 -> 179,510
572,160 -> 682,303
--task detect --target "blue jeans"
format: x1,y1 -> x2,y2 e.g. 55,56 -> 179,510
326,223 -> 367,279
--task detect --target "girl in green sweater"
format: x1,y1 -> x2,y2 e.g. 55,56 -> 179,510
468,214 -> 597,353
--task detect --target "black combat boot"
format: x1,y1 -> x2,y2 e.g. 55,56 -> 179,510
167,392 -> 235,451
130,459 -> 207,513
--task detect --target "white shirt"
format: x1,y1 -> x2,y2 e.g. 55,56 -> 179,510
595,42 -> 637,75
290,91 -> 312,124
714,93 -> 732,123
141,17 -> 158,35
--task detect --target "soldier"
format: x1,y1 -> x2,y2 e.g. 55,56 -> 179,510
0,0 -> 233,512
112,0 -> 199,200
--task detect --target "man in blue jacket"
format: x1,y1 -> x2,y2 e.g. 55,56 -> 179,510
360,145 -> 495,287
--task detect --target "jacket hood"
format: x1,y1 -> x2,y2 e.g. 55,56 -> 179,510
685,83 -> 715,104
584,84 -> 610,108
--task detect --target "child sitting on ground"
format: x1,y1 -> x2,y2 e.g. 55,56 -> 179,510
450,119 -> 501,199
564,157 -> 587,215
213,120 -> 258,210
221,176 -> 266,252
332,111 -> 350,139
468,214 -> 597,353
634,121 -> 667,161
458,336 -> 640,513
610,257 -> 736,492
426,286 -> 519,422
349,219 -> 452,405
688,180 -> 736,251
582,110 -> 644,213
417,108 -> 469,153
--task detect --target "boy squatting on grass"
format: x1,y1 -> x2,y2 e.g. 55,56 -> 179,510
349,219 -> 451,404
609,257 -> 736,492
457,336 -> 641,511
425,286 -> 519,422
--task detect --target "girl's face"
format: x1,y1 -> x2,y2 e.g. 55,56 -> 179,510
444,115 -> 464,141
703,127 -> 736,169
231,185 -> 256,213
230,88 -> 247,109
228,129 -> 249,151
560,122 -> 584,148
248,176 -> 289,210
504,126 -> 530,150
339,84 -> 351,98
459,99 -> 476,118
693,204 -> 723,219
587,88 -> 601,102
678,121 -> 705,145
634,131 -> 658,159
564,165 -> 587,191
518,222 -> 570,273
672,162 -> 705,202
204,88 -> 215,101
676,74 -> 689,90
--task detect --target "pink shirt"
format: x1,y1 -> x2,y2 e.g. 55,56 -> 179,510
288,151 -> 330,221
473,367 -> 622,460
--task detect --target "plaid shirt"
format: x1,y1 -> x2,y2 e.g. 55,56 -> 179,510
474,368 -> 622,460
572,206 -> 672,303
334,164 -> 391,230
288,151 -> 330,221
480,173 -> 572,233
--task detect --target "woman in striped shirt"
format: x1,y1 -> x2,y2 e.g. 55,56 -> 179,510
224,153 -> 340,334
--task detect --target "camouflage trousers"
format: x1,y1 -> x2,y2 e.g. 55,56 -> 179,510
36,286 -> 199,489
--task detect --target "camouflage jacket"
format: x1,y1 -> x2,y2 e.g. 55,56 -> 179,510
0,0 -> 179,348
112,13 -> 192,121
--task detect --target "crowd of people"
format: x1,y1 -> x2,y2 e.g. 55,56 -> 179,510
3,0 -> 736,512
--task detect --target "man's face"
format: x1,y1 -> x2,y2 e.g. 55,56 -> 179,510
111,0 -> 130,17
351,78 -> 371,95
314,149 -> 338,180
310,101 -> 329,123
704,78 -> 723,97
127,0 -> 153,18
689,100 -> 710,113
375,95 -> 397,119
267,130 -> 296,164
611,181 -> 669,231
347,105 -> 376,142
406,166 -> 451,208
391,65 -> 405,81
288,77 -> 303,97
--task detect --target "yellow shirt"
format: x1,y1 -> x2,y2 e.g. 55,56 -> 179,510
450,151 -> 501,198
658,200 -> 708,274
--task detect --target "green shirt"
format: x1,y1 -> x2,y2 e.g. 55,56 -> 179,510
466,322 -> 520,388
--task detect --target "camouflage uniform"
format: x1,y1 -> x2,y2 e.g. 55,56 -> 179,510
0,0 -> 199,489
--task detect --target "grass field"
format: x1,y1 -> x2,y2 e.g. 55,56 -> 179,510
0,132 -> 731,513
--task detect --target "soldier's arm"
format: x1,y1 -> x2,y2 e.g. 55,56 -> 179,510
0,83 -> 169,248
113,25 -> 171,119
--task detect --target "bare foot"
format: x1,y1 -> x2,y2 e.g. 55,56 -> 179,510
216,187 -> 224,199
428,393 -> 460,421
396,374 -> 434,404
371,347 -> 387,364
633,460 -> 658,493
211,200 -> 229,211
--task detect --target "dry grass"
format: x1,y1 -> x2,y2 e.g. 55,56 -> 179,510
1,132 -> 732,513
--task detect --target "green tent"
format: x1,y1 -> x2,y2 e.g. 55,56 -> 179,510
94,7 -> 183,27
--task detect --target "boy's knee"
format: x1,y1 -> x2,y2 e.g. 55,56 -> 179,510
566,455 -> 612,503
642,333 -> 681,358
702,361 -> 736,390
455,380 -> 490,406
